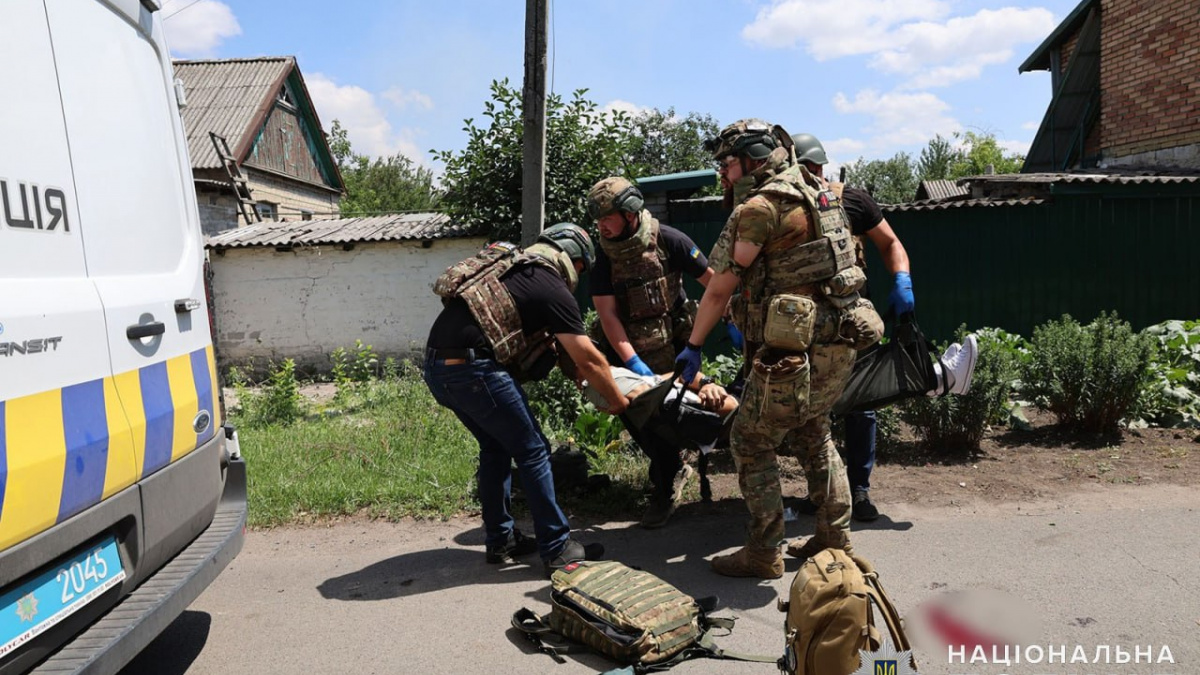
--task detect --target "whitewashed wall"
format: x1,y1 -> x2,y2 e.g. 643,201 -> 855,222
209,237 -> 487,373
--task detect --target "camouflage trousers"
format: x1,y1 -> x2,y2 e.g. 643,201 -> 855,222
730,342 -> 857,550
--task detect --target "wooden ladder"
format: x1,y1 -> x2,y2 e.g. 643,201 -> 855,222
209,131 -> 261,226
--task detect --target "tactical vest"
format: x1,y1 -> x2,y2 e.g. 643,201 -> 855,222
433,242 -> 573,378
596,212 -> 683,369
828,182 -> 867,270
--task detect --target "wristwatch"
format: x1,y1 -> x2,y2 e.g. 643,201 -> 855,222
698,376 -> 715,389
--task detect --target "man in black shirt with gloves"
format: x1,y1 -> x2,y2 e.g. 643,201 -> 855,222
424,223 -> 627,578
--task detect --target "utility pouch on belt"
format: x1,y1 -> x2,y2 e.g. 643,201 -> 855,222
624,277 -> 671,321
822,266 -> 866,299
762,294 -> 817,352
746,348 -> 810,425
838,298 -> 885,351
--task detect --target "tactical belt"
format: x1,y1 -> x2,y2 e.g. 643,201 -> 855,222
425,347 -> 494,362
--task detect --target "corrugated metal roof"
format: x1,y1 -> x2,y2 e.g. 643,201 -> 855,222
915,179 -> 970,201
205,213 -> 484,249
174,57 -> 294,169
884,197 -> 1046,212
961,172 -> 1200,186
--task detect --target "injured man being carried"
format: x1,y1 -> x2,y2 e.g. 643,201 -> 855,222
579,367 -> 737,455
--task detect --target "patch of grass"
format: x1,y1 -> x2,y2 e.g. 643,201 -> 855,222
236,376 -> 480,527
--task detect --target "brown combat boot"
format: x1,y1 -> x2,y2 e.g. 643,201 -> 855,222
710,546 -> 783,579
784,536 -> 854,561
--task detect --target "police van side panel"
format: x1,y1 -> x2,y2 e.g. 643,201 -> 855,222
0,1 -> 244,672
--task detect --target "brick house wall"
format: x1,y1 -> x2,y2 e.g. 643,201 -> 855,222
243,167 -> 341,221
1100,0 -> 1200,166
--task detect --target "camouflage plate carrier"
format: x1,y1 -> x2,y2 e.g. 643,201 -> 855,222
720,165 -> 882,352
433,241 -> 575,379
594,211 -> 692,372
512,560 -> 776,671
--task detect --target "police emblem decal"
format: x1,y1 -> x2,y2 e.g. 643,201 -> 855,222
849,641 -> 918,675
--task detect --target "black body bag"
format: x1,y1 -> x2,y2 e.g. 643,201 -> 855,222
832,314 -> 942,417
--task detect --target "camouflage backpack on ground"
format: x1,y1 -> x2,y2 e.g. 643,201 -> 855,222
512,561 -> 775,673
778,549 -> 915,675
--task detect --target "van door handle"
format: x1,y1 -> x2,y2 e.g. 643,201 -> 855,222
127,322 -> 166,340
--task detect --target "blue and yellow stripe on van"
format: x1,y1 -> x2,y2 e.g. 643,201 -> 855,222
0,346 -> 219,552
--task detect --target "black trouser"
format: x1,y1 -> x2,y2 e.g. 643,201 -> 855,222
626,423 -> 682,499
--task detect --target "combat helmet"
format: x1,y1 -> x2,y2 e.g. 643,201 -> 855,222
587,177 -> 644,220
790,133 -> 828,166
538,222 -> 596,272
705,118 -> 780,161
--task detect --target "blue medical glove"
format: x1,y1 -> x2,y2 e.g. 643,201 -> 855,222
889,271 -> 915,316
623,353 -> 654,377
726,321 -> 745,351
675,344 -> 703,385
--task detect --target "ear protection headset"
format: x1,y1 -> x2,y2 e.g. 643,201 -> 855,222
610,184 -> 644,214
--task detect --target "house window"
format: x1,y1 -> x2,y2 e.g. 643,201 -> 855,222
256,201 -> 278,221
300,209 -> 314,221
276,83 -> 298,112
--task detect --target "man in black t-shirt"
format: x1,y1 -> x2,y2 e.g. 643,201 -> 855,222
586,177 -> 714,529
790,134 -> 913,524
424,224 -> 627,578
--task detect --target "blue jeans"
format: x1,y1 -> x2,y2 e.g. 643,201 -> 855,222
423,354 -> 570,561
844,410 -> 877,494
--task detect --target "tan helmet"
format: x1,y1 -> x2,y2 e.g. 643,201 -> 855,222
587,177 -> 644,220
704,118 -> 779,161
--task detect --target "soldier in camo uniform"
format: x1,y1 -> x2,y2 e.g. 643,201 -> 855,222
586,177 -> 714,528
676,120 -> 884,578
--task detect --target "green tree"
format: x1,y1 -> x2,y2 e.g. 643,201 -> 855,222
916,134 -> 956,181
329,120 -> 440,217
624,107 -> 721,179
948,131 -> 1024,178
843,152 -> 918,205
432,79 -> 635,243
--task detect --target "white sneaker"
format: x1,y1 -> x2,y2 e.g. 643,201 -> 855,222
943,334 -> 978,395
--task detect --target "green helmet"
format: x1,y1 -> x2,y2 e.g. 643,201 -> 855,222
587,177 -> 644,220
704,118 -> 779,161
790,133 -> 828,165
538,222 -> 595,272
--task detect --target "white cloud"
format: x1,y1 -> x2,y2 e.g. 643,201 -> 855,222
742,1 -> 1055,88
163,0 -> 241,58
999,138 -> 1032,157
832,89 -> 961,148
383,87 -> 435,111
1021,120 -> 1041,131
306,73 -> 425,162
602,99 -> 651,118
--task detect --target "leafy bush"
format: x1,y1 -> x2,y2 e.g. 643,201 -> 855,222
331,340 -> 379,386
1022,313 -> 1155,434
572,403 -> 626,450
524,366 -> 586,438
232,359 -> 305,428
902,327 -> 1022,455
702,353 -> 743,387
1136,320 -> 1200,427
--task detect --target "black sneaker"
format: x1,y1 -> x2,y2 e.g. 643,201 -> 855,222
485,529 -> 538,564
852,492 -> 880,522
789,496 -> 819,516
543,538 -> 605,578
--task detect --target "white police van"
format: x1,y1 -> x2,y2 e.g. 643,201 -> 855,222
0,1 -> 246,672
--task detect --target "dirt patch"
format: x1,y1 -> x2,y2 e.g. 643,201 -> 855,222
693,408 -> 1200,513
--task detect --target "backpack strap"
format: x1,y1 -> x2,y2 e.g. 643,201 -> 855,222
852,556 -> 918,671
511,607 -> 584,664
612,615 -> 778,674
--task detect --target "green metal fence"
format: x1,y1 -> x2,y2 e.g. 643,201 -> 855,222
667,184 -> 1200,342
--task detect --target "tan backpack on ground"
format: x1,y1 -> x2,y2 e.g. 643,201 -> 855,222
778,549 -> 916,675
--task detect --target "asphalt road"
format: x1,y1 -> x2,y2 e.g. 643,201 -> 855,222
121,484 -> 1200,675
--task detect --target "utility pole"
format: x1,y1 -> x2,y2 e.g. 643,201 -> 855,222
521,0 -> 548,247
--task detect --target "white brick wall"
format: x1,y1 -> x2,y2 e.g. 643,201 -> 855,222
244,167 -> 341,220
209,237 -> 486,373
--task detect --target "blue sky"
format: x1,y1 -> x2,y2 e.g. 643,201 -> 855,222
162,0 -> 1082,176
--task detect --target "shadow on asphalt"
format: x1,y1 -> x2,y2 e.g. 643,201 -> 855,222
118,610 -> 210,675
